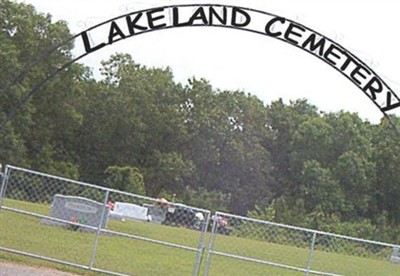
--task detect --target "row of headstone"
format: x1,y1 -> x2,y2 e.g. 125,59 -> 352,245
41,194 -> 169,230
42,194 -> 197,229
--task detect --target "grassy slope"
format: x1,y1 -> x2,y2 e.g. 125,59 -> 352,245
0,199 -> 399,275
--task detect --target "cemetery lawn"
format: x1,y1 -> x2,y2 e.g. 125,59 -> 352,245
0,199 -> 399,275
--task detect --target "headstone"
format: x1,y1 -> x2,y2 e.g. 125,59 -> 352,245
109,202 -> 150,221
42,194 -> 109,230
390,246 -> 400,264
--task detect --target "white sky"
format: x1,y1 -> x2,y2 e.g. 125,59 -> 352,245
21,0 -> 400,123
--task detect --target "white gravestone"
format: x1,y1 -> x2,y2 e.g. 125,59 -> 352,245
109,202 -> 149,221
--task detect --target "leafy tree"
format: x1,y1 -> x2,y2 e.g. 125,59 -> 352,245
144,151 -> 195,197
334,151 -> 375,219
299,160 -> 344,214
264,99 -> 319,196
75,53 -> 187,185
74,77 -> 145,183
104,166 -> 145,195
180,79 -> 276,214
371,116 -> 400,224
182,186 -> 231,212
290,117 -> 334,174
0,1 -> 86,178
248,201 -> 276,222
302,205 -> 341,233
324,111 -> 373,158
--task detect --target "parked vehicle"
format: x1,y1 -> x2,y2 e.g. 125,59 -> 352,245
162,204 -> 204,230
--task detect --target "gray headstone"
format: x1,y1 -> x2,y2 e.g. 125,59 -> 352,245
42,194 -> 109,230
391,246 -> 400,264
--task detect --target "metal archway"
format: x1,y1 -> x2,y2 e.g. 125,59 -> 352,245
1,4 -> 399,132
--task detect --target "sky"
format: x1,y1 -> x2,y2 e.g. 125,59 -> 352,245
21,0 -> 400,123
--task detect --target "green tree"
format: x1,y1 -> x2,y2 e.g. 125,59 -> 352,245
324,111 -> 373,158
371,116 -> 400,224
144,151 -> 194,197
290,117 -> 334,173
0,1 -> 86,178
334,151 -> 375,220
75,54 -> 187,186
104,166 -> 145,195
299,160 -> 344,214
263,99 -> 319,196
182,186 -> 231,212
180,79 -> 276,214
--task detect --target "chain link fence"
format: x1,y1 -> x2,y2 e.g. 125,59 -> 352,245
1,165 -> 399,275
0,165 -> 210,276
203,211 -> 400,276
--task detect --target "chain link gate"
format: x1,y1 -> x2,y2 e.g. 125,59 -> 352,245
0,165 -> 210,276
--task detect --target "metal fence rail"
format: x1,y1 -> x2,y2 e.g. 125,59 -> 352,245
1,165 -> 399,275
203,211 -> 399,276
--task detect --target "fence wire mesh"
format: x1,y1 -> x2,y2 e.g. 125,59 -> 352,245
312,233 -> 399,276
0,165 -> 399,276
204,212 -> 400,276
0,165 -> 210,276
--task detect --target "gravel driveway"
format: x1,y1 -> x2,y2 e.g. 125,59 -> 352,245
0,261 -> 80,276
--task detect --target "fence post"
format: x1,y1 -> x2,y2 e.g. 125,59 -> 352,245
192,212 -> 211,276
203,213 -> 219,276
306,232 -> 317,275
0,165 -> 9,211
89,189 -> 110,269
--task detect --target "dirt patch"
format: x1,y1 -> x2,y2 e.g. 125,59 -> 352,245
0,261 -> 80,276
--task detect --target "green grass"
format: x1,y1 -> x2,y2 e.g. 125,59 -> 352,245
0,199 -> 399,275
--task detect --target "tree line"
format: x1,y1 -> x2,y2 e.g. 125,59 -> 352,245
0,1 -> 399,243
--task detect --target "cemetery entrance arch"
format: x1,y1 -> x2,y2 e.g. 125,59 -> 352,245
1,4 -> 399,131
